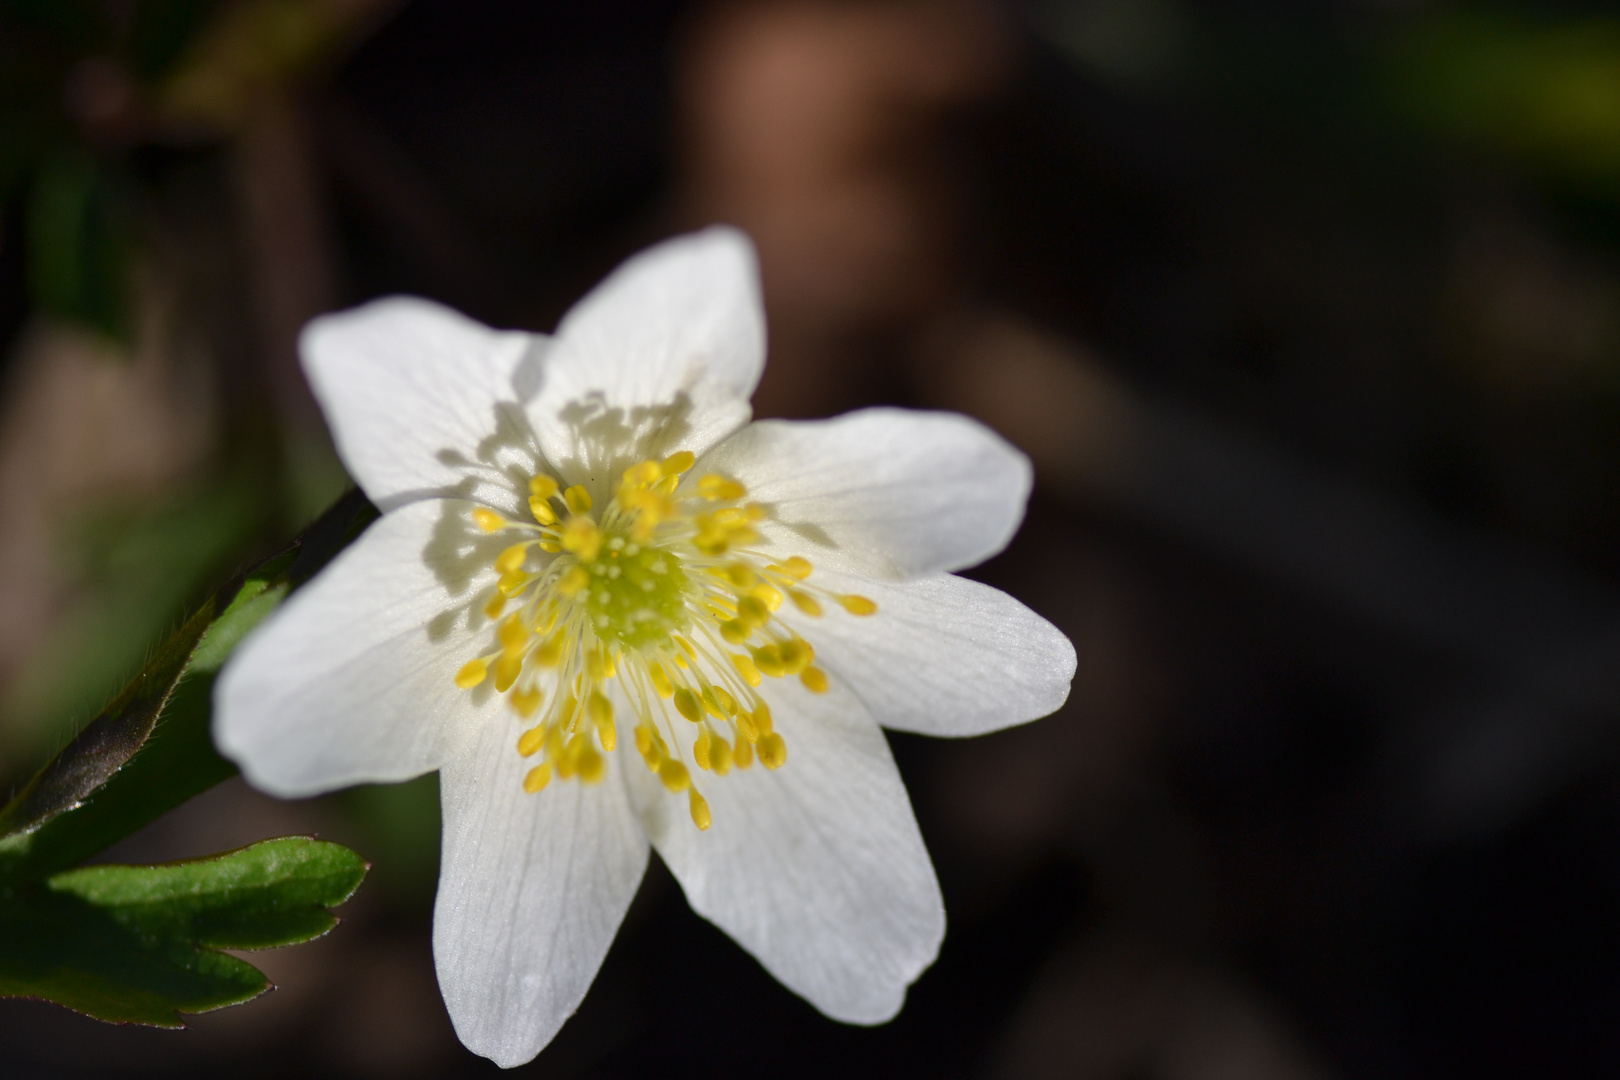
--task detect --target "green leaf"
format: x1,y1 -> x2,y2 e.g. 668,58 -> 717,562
0,489 -> 379,884
0,837 -> 367,1026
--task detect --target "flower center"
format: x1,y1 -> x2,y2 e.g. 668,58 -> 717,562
452,452 -> 877,831
581,534 -> 691,651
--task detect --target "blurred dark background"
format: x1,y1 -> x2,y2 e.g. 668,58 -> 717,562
4,0 -> 1620,1076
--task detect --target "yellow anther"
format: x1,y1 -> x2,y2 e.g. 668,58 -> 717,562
673,688 -> 704,723
528,496 -> 557,525
750,583 -> 783,612
534,637 -> 563,667
714,686 -> 739,716
780,556 -> 813,580
588,692 -> 615,749
498,569 -> 529,597
694,731 -> 711,771
586,650 -> 607,681
649,662 -> 675,698
496,542 -> 531,574
838,594 -> 878,616
701,686 -> 726,720
720,619 -> 749,645
698,473 -> 746,501
529,475 -> 560,500
539,541 -> 561,553
511,686 -> 544,718
561,517 -> 602,561
517,724 -> 547,757
737,595 -> 770,628
758,732 -> 788,769
576,741 -> 605,784
545,721 -> 566,762
634,724 -> 658,763
558,565 -> 591,596
498,615 -> 530,655
778,639 -> 812,675
788,590 -> 822,617
523,763 -> 552,793
494,654 -> 524,692
659,757 -> 691,793
623,460 -> 661,487
800,666 -> 829,693
673,652 -> 688,669
721,562 -> 757,588
455,658 -> 489,689
731,653 -> 762,687
564,485 -> 593,514
754,701 -> 774,735
661,450 -> 696,476
693,521 -> 730,556
710,734 -> 733,775
483,592 -> 507,619
751,644 -> 787,678
734,736 -> 754,769
736,710 -> 759,742
688,788 -> 711,830
472,507 -> 505,532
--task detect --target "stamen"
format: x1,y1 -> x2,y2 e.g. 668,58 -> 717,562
455,445 -> 880,825
456,659 -> 488,689
524,763 -> 552,793
688,788 -> 712,830
757,732 -> 788,769
838,594 -> 878,616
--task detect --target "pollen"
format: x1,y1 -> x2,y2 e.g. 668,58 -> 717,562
454,449 -> 874,829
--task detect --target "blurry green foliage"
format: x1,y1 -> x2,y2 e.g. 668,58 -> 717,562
337,774 -> 441,905
1388,11 -> 1620,194
26,147 -> 133,340
2,472 -> 268,766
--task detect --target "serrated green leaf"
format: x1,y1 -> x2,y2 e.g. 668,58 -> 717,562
0,837 -> 367,1026
51,836 -> 368,949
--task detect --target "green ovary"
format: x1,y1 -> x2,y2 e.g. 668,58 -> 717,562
583,536 -> 692,650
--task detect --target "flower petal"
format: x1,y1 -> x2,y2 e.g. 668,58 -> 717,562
780,570 -> 1075,737
699,408 -> 1032,579
214,499 -> 506,797
626,677 -> 943,1023
302,297 -> 542,514
528,228 -> 764,484
435,716 -> 649,1069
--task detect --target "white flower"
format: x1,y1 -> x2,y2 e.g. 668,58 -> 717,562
214,228 -> 1075,1068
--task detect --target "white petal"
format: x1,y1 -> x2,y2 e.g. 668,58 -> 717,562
528,228 -> 764,485
434,717 -> 648,1068
214,499 -> 508,797
627,676 -> 943,1023
302,297 -> 543,514
781,570 -> 1075,737
699,408 -> 1032,579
